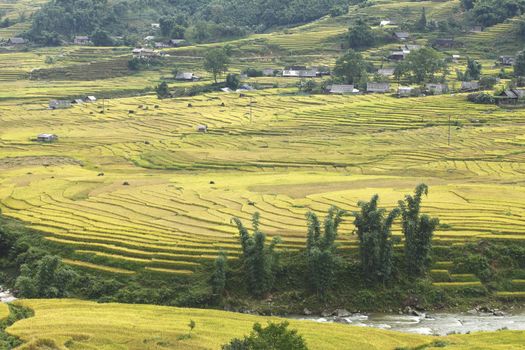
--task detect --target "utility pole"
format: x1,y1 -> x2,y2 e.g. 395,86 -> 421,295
249,97 -> 253,123
102,97 -> 105,114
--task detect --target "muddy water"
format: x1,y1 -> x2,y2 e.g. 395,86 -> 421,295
296,311 -> 525,335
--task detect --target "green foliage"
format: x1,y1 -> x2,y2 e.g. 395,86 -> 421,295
399,184 -> 439,277
226,74 -> 241,90
232,213 -> 281,297
348,19 -> 375,49
221,322 -> 308,350
354,195 -> 400,283
155,82 -> 170,99
395,48 -> 446,83
334,49 -> 368,85
415,8 -> 427,31
0,304 -> 34,349
211,251 -> 228,297
465,57 -> 482,80
91,29 -> 114,46
204,48 -> 230,83
514,50 -> 525,77
470,0 -> 525,27
467,92 -> 495,104
15,255 -> 79,298
305,207 -> 345,297
479,76 -> 497,89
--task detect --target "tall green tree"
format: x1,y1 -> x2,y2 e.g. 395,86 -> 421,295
155,81 -> 170,99
465,57 -> 482,80
305,207 -> 345,297
204,48 -> 230,83
415,8 -> 427,31
15,255 -> 78,298
399,184 -> 439,277
395,47 -> 445,83
348,19 -> 375,49
354,195 -> 400,283
211,251 -> 228,298
232,213 -> 281,297
515,50 -> 525,76
91,29 -> 113,46
334,49 -> 368,85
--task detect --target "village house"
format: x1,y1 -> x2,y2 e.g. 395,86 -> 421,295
84,96 -> 97,102
499,56 -> 514,66
393,32 -> 410,41
36,134 -> 58,142
175,72 -> 198,81
470,26 -> 483,33
496,89 -> 525,105
132,48 -> 159,58
380,20 -> 391,27
74,36 -> 91,45
262,68 -> 278,76
367,82 -> 390,93
388,51 -> 408,61
151,23 -> 160,29
154,42 -> 169,48
196,125 -> 208,133
452,54 -> 461,63
377,68 -> 395,77
426,83 -> 448,95
397,86 -> 413,98
7,37 -> 27,45
49,100 -> 72,109
404,44 -> 421,51
461,81 -> 480,92
328,84 -> 357,94
169,39 -> 186,47
282,68 -> 318,78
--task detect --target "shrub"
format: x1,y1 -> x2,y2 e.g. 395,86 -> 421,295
222,322 -> 308,350
467,93 -> 495,104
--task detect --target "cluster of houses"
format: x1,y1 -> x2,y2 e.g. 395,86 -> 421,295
48,96 -> 97,109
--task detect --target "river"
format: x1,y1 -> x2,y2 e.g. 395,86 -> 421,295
295,311 -> 525,336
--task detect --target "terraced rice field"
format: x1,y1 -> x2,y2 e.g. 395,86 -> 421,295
0,86 -> 524,275
7,299 -> 525,350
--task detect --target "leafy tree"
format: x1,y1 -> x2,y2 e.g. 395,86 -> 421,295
155,81 -> 170,99
305,207 -> 345,297
348,19 -> 375,49
461,0 -> 475,10
297,79 -> 317,93
399,184 -> 439,277
232,213 -> 281,297
354,195 -> 400,283
159,16 -> 176,37
415,8 -> 427,31
91,29 -> 113,46
465,57 -> 482,80
204,48 -> 230,83
188,320 -> 196,337
515,50 -> 525,76
15,255 -> 78,298
226,73 -> 240,90
334,50 -> 368,85
395,47 -> 445,83
211,251 -> 227,297
222,322 -> 308,350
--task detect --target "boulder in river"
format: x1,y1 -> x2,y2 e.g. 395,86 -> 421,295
334,309 -> 351,317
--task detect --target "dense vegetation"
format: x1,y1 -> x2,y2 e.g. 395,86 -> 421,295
27,0 -> 357,45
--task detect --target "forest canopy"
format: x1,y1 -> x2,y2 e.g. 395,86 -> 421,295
27,0 -> 355,45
